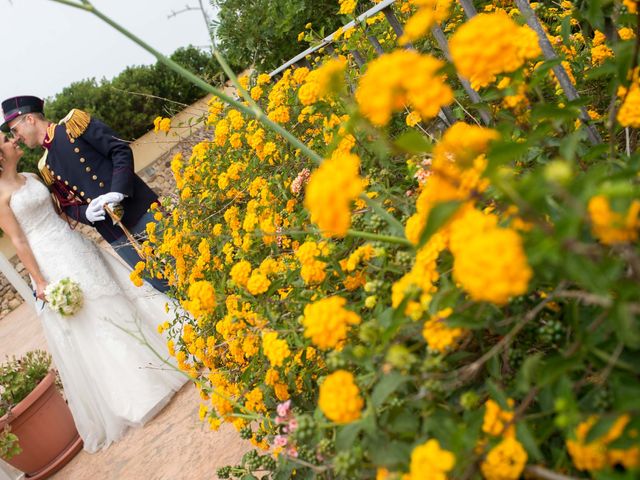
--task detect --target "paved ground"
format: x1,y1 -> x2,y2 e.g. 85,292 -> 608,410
0,297 -> 251,480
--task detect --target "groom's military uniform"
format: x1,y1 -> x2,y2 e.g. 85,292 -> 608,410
38,109 -> 158,243
1,95 -> 168,292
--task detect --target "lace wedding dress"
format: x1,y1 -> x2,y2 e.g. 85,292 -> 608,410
9,173 -> 186,453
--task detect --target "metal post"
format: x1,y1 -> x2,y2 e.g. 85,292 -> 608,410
515,0 -> 602,145
457,0 -> 478,18
382,7 -> 414,49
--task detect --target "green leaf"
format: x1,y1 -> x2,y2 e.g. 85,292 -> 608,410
336,422 -> 362,451
531,104 -> 580,123
584,0 -> 605,30
515,353 -> 544,394
536,355 -> 582,387
486,139 -> 530,173
416,200 -> 461,249
593,470 -> 639,480
486,380 -> 509,409
516,421 -> 544,462
612,303 -> 640,349
394,130 -> 432,153
585,415 -> 619,444
372,373 -> 407,408
559,130 -> 585,162
365,437 -> 411,468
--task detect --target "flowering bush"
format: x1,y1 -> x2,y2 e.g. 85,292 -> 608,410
137,0 -> 640,478
44,278 -> 84,317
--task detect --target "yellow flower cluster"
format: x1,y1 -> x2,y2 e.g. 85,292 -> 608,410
405,122 -> 498,244
301,296 -> 361,349
295,241 -> 328,284
617,79 -> 640,128
399,0 -> 452,45
590,29 -> 614,62
298,57 -> 347,106
482,399 -> 516,438
355,50 -> 453,126
230,260 -> 252,287
318,370 -> 363,423
345,244 -> 376,272
338,0 -> 357,15
183,280 -> 216,318
262,331 -> 291,367
422,307 -> 466,352
450,209 -> 532,305
153,116 -> 171,133
304,151 -> 365,237
480,437 -> 528,480
449,12 -> 541,89
566,415 -> 638,471
588,195 -> 640,244
407,438 -> 455,480
392,233 -> 445,319
129,261 -> 146,287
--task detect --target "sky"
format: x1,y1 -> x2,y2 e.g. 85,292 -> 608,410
0,0 -> 216,102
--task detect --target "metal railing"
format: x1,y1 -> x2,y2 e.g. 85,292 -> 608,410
269,0 -> 602,142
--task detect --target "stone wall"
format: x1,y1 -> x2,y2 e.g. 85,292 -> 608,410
0,128 -> 209,320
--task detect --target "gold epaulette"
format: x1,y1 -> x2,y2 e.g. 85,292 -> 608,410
37,151 -> 54,186
60,108 -> 91,139
45,123 -> 56,143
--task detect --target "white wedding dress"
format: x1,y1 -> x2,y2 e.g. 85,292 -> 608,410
9,173 -> 187,453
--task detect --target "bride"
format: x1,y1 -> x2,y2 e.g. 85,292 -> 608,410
0,132 -> 187,453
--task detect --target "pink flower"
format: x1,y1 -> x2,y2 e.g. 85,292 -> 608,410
288,418 -> 298,432
274,435 -> 288,447
277,400 -> 292,417
291,169 -> 311,196
287,447 -> 299,458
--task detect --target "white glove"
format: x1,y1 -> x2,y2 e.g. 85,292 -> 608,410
98,191 -> 125,208
86,200 -> 106,223
86,192 -> 125,223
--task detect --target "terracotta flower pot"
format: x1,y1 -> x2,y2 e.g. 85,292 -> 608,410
0,371 -> 82,479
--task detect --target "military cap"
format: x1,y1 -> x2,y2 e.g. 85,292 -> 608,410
1,95 -> 45,132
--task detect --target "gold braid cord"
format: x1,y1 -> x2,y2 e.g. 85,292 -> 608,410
37,151 -> 53,186
104,204 -> 146,260
60,109 -> 91,139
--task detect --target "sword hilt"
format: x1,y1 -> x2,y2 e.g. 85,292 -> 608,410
104,204 -> 145,259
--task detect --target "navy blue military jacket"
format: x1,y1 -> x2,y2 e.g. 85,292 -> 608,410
39,110 -> 158,243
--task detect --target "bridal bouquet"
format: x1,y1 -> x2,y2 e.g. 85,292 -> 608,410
44,278 -> 83,316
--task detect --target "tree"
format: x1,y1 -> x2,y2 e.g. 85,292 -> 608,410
213,0 -> 342,72
41,45 -> 223,143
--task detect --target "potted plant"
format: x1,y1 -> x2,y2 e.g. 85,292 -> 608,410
0,351 -> 82,480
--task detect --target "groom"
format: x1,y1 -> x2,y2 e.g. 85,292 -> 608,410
0,95 -> 169,293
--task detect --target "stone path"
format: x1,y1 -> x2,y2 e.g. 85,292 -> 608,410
0,301 -> 251,480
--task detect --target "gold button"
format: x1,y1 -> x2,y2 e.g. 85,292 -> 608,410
74,147 -> 80,153
86,197 -> 91,202
56,175 -> 61,180
85,167 -> 91,172
73,186 -> 78,191
80,192 -> 85,196
92,175 -> 97,180
70,138 -> 75,143
99,182 -> 105,188
80,158 -> 85,163
64,180 -> 69,185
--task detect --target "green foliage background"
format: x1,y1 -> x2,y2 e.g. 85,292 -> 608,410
19,45 -> 226,174
212,0 -> 342,72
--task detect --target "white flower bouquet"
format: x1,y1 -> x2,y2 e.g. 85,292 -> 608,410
44,278 -> 83,316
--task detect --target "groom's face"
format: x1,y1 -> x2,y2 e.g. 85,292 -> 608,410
8,114 -> 38,149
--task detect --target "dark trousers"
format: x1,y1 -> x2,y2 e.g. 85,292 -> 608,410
108,211 -> 170,293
